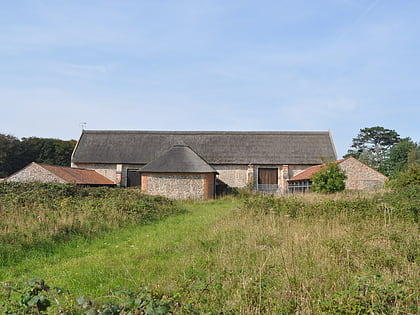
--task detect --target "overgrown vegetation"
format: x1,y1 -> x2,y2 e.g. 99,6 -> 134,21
310,162 -> 347,193
1,184 -> 419,314
0,182 -> 184,268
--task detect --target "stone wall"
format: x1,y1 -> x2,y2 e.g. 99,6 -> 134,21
6,163 -> 66,183
339,158 -> 388,190
71,162 -> 321,193
214,164 -> 319,194
141,173 -> 214,200
214,165 -> 248,187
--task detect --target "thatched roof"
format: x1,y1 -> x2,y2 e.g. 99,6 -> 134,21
141,145 -> 218,173
72,130 -> 337,165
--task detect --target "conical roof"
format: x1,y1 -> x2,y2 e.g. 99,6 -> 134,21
140,145 -> 218,173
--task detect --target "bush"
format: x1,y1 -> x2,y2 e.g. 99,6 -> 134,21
387,165 -> 420,188
310,163 -> 347,193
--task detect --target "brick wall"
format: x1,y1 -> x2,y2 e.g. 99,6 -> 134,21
6,163 -> 66,183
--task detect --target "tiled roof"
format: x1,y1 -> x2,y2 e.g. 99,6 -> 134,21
72,130 -> 337,165
288,158 -> 348,181
39,163 -> 115,185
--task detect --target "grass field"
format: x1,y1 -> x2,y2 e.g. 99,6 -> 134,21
0,183 -> 419,314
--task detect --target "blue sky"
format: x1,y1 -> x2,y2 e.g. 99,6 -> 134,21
1,0 -> 419,157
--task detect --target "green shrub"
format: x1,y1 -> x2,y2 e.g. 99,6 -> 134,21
320,276 -> 418,314
387,165 -> 420,188
382,185 -> 420,222
1,279 -> 196,314
311,163 -> 347,193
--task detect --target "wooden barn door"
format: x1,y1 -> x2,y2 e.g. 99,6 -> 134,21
258,168 -> 278,185
127,170 -> 141,187
258,168 -> 278,193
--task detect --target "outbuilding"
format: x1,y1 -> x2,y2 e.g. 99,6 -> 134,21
4,162 -> 115,186
140,145 -> 218,199
287,157 -> 388,192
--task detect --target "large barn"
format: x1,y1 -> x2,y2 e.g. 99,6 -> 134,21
71,130 -> 337,199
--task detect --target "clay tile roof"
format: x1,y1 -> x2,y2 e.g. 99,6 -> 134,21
72,130 -> 337,165
39,164 -> 114,185
288,158 -> 348,181
140,145 -> 218,173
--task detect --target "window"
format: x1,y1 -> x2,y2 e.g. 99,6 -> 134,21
288,180 -> 311,193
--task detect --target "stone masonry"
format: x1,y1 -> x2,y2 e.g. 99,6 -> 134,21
141,173 -> 215,200
339,157 -> 388,190
5,163 -> 66,184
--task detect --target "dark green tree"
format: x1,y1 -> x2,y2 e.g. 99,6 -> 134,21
20,137 -> 77,167
0,134 -> 76,177
345,126 -> 401,173
388,165 -> 420,188
0,134 -> 23,177
311,162 -> 347,193
384,138 -> 419,178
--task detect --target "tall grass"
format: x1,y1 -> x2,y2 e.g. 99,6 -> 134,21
171,190 -> 419,313
0,182 -> 184,268
0,184 -> 418,314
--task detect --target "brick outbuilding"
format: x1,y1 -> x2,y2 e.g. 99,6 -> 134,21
288,157 -> 388,192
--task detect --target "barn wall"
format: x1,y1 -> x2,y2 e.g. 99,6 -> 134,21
214,164 -> 318,194
122,164 -> 146,187
71,163 -> 150,187
72,163 -> 117,182
339,158 -> 388,190
6,163 -> 66,184
214,165 -> 248,187
141,173 -> 214,200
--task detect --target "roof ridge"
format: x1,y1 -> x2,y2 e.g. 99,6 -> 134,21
82,130 -> 330,135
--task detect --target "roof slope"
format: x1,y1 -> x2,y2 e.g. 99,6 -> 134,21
141,145 -> 218,173
288,158 -> 347,181
72,130 -> 337,165
39,163 -> 115,184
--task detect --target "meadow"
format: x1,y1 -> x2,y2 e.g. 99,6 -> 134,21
0,183 -> 418,314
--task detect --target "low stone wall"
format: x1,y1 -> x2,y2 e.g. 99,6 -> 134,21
142,173 -> 215,200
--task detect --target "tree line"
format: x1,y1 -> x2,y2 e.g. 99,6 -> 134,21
1,126 -> 418,182
344,126 -> 419,179
0,134 -> 76,178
